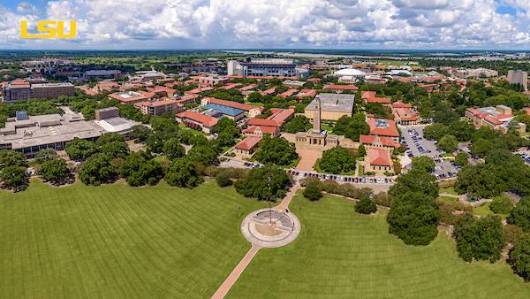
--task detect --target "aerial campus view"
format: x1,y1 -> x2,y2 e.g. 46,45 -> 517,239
1,1 -> 530,298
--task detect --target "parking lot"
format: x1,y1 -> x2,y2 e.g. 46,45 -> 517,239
401,125 -> 459,179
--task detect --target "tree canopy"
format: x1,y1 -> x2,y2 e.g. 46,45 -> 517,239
318,146 -> 356,174
254,136 -> 298,166
165,158 -> 203,188
453,214 -> 504,263
234,165 -> 291,201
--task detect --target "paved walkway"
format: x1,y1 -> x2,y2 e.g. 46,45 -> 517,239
211,245 -> 261,299
276,183 -> 301,211
211,183 -> 300,298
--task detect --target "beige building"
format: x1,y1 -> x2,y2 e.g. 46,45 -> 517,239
507,70 -> 528,91
304,93 -> 355,121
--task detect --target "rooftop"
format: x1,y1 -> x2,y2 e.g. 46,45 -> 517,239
305,93 -> 355,113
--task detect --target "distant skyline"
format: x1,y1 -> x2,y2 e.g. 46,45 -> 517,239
0,0 -> 530,50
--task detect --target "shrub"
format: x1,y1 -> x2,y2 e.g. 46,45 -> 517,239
355,194 -> 377,214
303,182 -> 322,201
489,195 -> 514,214
508,236 -> 530,281
373,192 -> 391,207
215,171 -> 232,187
507,197 -> 530,232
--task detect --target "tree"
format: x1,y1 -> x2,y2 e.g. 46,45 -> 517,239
411,156 -> 436,173
283,115 -> 312,133
507,197 -> 530,232
387,191 -> 440,245
423,123 -> 449,141
453,214 -> 504,263
165,158 -> 203,188
0,166 -> 28,192
163,138 -> 185,160
438,134 -> 458,153
355,193 -> 377,214
387,163 -> 440,245
303,181 -> 322,201
187,144 -> 219,166
34,149 -> 58,163
79,154 -> 118,186
100,141 -> 129,159
215,171 -> 232,187
333,114 -> 370,141
489,195 -> 514,214
509,236 -> 530,281
39,159 -> 71,185
357,144 -> 366,157
234,165 -> 290,201
454,152 -> 469,167
254,136 -> 298,166
121,152 -> 164,186
96,132 -> 125,146
130,125 -> 152,142
65,138 -> 98,161
449,121 -> 474,142
247,92 -> 263,103
318,146 -> 356,174
0,149 -> 27,168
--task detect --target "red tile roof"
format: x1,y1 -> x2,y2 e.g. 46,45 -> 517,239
366,148 -> 392,167
393,107 -> 419,121
279,88 -> 298,98
297,88 -> 317,98
323,84 -> 358,91
269,108 -> 294,125
176,110 -> 218,128
362,91 -> 391,104
392,101 -> 413,109
185,87 -> 213,94
235,136 -> 262,151
204,97 -> 254,111
136,99 -> 178,108
242,125 -> 279,136
360,135 -> 401,148
367,117 -> 399,137
223,83 -> 241,90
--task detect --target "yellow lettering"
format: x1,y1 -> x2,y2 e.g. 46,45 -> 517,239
20,19 -> 77,39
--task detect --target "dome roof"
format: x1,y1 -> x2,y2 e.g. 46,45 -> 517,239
334,68 -> 366,77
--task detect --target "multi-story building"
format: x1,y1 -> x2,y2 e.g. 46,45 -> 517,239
366,117 -> 400,141
227,58 -> 298,78
465,105 -> 526,133
507,70 -> 528,91
2,80 -> 74,102
304,93 -> 355,121
2,79 -> 31,102
30,83 -> 75,99
135,99 -> 180,116
391,101 -> 420,125
83,70 -> 122,81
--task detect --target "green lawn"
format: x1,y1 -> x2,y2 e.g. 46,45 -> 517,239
0,180 -> 264,298
229,194 -> 530,298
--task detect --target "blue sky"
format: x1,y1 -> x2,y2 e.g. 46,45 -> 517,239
0,0 -> 529,50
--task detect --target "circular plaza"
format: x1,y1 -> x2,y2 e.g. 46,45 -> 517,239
241,208 -> 301,248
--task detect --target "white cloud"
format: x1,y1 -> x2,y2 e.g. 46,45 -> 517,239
0,0 -> 529,49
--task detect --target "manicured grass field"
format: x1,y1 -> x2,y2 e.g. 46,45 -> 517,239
229,194 -> 530,298
0,180 -> 264,298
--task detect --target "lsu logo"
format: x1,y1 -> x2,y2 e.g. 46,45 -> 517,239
20,20 -> 77,39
